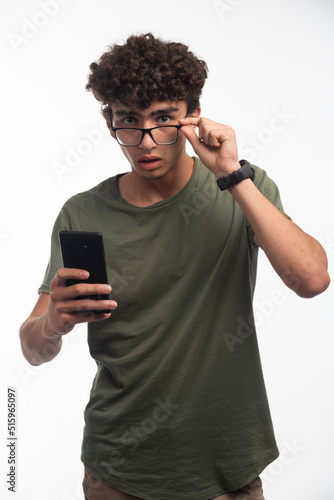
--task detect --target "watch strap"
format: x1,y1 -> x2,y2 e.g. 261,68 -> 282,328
216,160 -> 255,191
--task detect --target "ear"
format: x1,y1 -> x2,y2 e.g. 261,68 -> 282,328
190,106 -> 201,118
106,118 -> 117,140
103,108 -> 116,139
110,129 -> 117,140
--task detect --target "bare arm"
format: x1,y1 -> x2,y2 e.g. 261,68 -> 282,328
19,268 -> 117,366
180,116 -> 330,298
229,179 -> 330,297
20,293 -> 61,366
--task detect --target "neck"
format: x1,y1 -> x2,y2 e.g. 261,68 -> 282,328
117,153 -> 195,207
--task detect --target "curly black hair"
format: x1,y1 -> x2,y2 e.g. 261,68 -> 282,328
86,33 -> 208,115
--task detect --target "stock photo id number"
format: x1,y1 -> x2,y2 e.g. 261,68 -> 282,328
7,387 -> 17,492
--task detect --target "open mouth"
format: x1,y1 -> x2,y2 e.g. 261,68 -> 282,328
138,156 -> 162,170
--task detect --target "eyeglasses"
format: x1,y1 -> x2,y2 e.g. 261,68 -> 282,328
109,110 -> 189,147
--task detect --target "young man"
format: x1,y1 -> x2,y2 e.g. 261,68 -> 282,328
20,33 -> 329,500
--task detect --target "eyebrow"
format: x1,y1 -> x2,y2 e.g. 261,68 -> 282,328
114,106 -> 180,118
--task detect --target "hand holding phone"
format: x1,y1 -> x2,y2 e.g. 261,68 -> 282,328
58,230 -> 112,314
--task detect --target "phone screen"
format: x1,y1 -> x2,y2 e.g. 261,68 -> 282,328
58,230 -> 110,312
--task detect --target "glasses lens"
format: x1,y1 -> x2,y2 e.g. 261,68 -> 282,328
152,126 -> 178,145
115,126 -> 179,146
116,129 -> 142,146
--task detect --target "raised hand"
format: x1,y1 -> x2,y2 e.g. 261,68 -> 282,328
179,116 -> 240,178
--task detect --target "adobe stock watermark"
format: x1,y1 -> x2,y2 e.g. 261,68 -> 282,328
109,267 -> 135,295
178,106 -> 296,225
178,184 -> 217,224
223,251 -> 329,353
17,330 -> 73,385
52,118 -> 110,181
88,396 -> 179,480
317,234 -> 334,261
261,439 -> 306,489
239,107 -> 296,162
223,287 -> 286,353
17,266 -> 134,385
18,321 -> 90,385
8,0 -> 72,53
213,0 -> 244,21
53,62 -> 167,182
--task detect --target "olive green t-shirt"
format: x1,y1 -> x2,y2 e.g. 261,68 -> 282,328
39,158 -> 289,499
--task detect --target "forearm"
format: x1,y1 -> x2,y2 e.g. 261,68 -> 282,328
229,179 -> 330,298
19,314 -> 62,366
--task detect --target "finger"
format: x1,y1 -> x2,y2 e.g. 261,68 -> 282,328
79,311 -> 113,323
50,283 -> 113,307
56,297 -> 118,315
57,310 -> 113,329
65,283 -> 112,299
179,125 -> 202,152
55,267 -> 90,286
207,129 -> 223,148
71,298 -> 118,313
179,117 -> 201,126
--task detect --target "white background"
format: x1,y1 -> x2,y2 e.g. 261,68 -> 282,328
1,0 -> 333,499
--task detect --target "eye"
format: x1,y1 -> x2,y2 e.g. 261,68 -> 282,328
157,115 -> 171,125
123,116 -> 137,126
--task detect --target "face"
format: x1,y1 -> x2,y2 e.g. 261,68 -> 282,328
108,100 -> 200,181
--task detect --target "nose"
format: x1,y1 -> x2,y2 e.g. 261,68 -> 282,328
139,130 -> 156,149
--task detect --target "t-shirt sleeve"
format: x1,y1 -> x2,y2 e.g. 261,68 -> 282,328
246,164 -> 292,246
38,208 -> 72,294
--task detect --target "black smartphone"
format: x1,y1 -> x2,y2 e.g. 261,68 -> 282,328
58,230 -> 110,313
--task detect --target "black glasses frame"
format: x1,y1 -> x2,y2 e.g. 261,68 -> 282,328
108,109 -> 189,147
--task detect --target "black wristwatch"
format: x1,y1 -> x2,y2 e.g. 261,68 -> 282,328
216,160 -> 255,191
